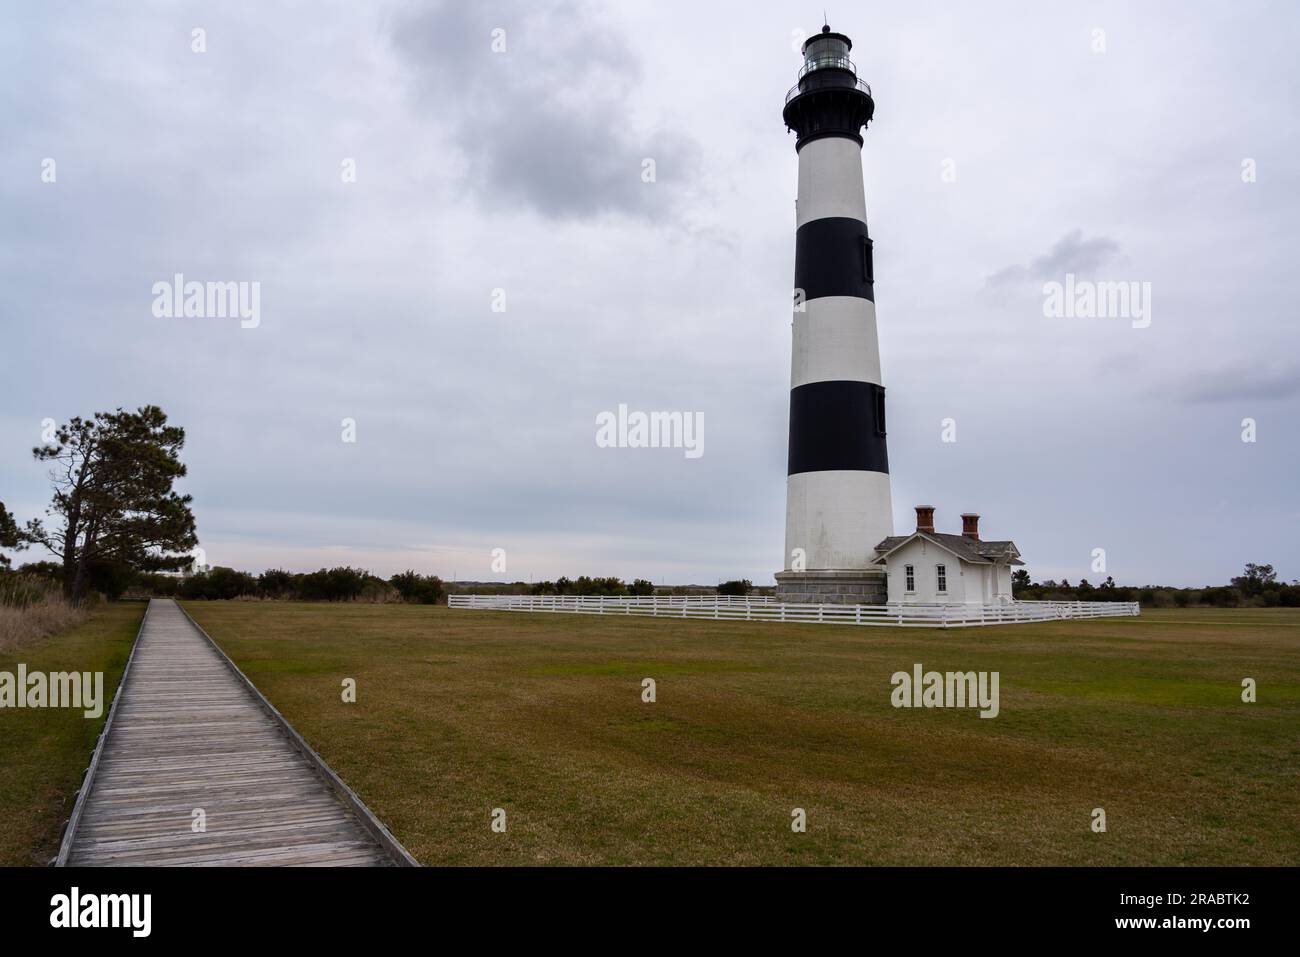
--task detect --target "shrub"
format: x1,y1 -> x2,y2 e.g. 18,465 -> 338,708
717,579 -> 753,596
178,566 -> 257,601
390,571 -> 445,604
296,567 -> 370,602
258,568 -> 295,599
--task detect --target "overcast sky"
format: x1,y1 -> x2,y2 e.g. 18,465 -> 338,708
2,0 -> 1297,587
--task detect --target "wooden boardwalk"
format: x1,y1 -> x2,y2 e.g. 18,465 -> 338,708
60,599 -> 412,866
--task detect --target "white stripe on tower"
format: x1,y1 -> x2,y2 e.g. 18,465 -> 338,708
781,25 -> 893,575
795,136 -> 866,227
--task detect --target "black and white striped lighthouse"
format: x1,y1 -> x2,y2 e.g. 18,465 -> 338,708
775,25 -> 893,604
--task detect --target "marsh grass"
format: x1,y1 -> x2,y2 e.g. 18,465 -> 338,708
0,574 -> 96,654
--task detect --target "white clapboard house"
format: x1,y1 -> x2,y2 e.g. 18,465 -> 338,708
872,507 -> 1023,605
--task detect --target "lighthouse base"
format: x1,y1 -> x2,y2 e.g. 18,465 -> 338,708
774,568 -> 887,605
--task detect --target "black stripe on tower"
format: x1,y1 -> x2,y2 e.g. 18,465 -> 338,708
787,381 -> 888,475
794,217 -> 874,302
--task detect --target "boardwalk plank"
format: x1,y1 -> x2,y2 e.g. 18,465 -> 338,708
65,599 -> 398,867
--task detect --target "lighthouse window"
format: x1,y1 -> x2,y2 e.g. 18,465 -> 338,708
875,386 -> 887,436
936,564 -> 947,593
804,37 -> 850,71
863,237 -> 874,282
904,564 -> 915,592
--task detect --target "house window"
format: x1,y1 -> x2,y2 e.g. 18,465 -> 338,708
904,564 -> 915,592
936,564 -> 947,593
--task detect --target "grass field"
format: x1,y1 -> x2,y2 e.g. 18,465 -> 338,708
0,601 -> 143,865
180,602 -> 1300,866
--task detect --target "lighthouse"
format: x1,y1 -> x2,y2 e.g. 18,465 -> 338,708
775,25 -> 893,605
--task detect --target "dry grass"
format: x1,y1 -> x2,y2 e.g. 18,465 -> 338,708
0,601 -> 143,865
0,577 -> 93,654
182,602 -> 1300,866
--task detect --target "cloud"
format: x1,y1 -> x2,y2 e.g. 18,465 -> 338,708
986,228 -> 1121,286
2,1 -> 1297,590
389,0 -> 701,221
1177,360 -> 1300,403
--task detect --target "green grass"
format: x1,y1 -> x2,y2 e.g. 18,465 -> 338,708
182,602 -> 1300,866
0,602 -> 144,865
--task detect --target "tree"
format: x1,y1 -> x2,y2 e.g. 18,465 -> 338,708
0,500 -> 20,568
628,578 -> 655,596
1231,563 -> 1277,597
1011,568 -> 1031,593
24,407 -> 198,602
258,568 -> 295,599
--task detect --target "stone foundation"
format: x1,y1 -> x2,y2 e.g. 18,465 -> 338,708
774,568 -> 887,605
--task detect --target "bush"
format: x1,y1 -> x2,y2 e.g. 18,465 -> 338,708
15,561 -> 62,583
390,571 -> 445,604
178,566 -> 257,601
83,561 -> 136,601
717,579 -> 753,596
258,568 -> 295,599
530,576 -> 627,596
127,572 -> 179,598
296,567 -> 370,602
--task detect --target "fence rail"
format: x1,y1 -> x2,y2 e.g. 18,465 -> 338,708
448,594 -> 1139,628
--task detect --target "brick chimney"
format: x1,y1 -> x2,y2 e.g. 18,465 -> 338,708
961,513 -> 980,539
915,506 -> 935,534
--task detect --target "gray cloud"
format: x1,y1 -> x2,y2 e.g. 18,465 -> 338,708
1177,360 -> 1300,403
390,0 -> 701,220
986,228 -> 1121,286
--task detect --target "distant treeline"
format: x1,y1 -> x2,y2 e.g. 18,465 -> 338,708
511,577 -> 756,597
10,561 -> 447,605
5,559 -> 1290,609
1011,563 -> 1298,608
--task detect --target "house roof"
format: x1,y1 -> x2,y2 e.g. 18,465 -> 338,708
872,532 -> 1024,566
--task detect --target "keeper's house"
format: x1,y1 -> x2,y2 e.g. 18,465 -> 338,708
872,507 -> 1023,605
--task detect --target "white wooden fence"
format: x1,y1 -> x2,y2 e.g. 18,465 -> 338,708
447,594 -> 1139,628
